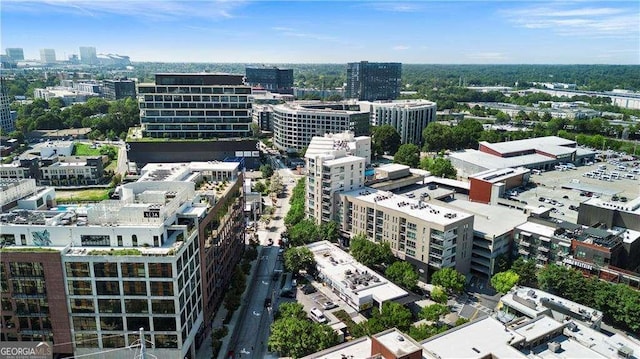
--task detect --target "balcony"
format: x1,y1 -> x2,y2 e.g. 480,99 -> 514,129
537,246 -> 550,252
519,241 -> 531,247
518,248 -> 530,256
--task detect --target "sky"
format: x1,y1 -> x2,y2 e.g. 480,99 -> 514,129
1,0 -> 639,64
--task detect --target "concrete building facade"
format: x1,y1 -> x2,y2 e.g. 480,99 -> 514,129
39,49 -> 56,64
138,73 -> 252,139
359,99 -> 437,145
338,187 -> 475,277
273,101 -> 370,152
79,46 -> 98,65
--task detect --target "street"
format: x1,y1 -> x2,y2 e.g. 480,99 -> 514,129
229,151 -> 302,357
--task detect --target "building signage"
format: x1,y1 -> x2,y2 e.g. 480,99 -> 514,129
143,211 -> 160,218
0,342 -> 52,359
563,258 -> 593,270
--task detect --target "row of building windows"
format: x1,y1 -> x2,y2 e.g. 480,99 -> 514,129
138,86 -> 250,95
67,280 -> 174,296
66,262 -> 172,278
142,95 -> 249,102
72,315 -> 177,332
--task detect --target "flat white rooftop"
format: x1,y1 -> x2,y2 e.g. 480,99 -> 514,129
306,241 -> 407,304
373,329 -> 422,357
444,198 -> 528,237
516,221 -> 557,239
583,196 -> 640,214
480,136 -> 576,155
343,187 -> 473,226
450,149 -> 555,170
470,167 -> 529,183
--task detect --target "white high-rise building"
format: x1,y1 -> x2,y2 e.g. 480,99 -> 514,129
39,48 -> 56,64
79,46 -> 98,65
359,99 -> 437,146
305,132 -> 370,225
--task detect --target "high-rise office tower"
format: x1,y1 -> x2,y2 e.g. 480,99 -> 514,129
245,67 -> 294,94
0,77 -> 15,133
103,79 -> 136,100
39,49 -> 57,64
138,73 -> 252,139
79,46 -> 98,65
5,48 -> 24,61
346,61 -> 402,101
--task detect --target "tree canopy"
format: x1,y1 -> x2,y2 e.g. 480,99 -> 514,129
393,144 -> 420,168
372,125 -> 401,156
385,261 -> 419,290
284,178 -> 306,227
349,234 -> 392,268
283,247 -> 316,274
490,270 -> 520,294
269,303 -> 340,358
420,156 -> 457,179
420,303 -> 449,322
431,268 -> 466,294
511,257 -> 538,287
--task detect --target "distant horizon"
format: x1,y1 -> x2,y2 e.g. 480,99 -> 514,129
2,0 -> 638,65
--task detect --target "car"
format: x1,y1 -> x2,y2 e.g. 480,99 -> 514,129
264,297 -> 272,308
302,284 -> 317,294
538,197 -> 546,202
322,301 -> 338,310
562,195 -> 569,199
569,205 -> 578,211
612,196 -> 619,201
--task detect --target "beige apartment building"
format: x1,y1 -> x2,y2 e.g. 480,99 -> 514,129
338,187 -> 475,276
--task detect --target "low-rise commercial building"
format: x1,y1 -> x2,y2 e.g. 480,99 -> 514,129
468,167 -> 530,204
306,241 -> 408,311
450,136 -> 596,176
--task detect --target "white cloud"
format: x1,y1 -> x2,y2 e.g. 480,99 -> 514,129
367,2 -> 424,13
393,45 -> 410,51
2,0 -> 248,21
500,4 -> 640,38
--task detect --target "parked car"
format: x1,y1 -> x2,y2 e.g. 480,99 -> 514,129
302,284 -> 317,294
322,301 -> 338,310
264,297 -> 272,308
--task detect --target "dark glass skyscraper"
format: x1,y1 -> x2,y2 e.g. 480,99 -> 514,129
345,61 -> 402,101
245,67 -> 293,94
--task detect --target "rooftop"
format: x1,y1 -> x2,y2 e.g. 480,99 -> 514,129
373,328 -> 423,357
343,187 -> 473,226
306,241 -> 408,304
582,196 -> 640,214
500,286 -> 603,325
443,198 -> 529,238
479,136 -> 576,155
450,149 -> 556,170
470,167 -> 530,183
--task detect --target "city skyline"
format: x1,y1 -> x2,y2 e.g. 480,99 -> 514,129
1,0 -> 639,64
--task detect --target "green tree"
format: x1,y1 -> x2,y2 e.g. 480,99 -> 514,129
495,111 -> 511,124
288,219 -> 320,246
420,156 -> 457,179
283,247 -> 315,274
393,144 -> 420,168
319,221 -> 339,243
268,317 -> 339,358
430,286 -> 448,304
385,261 -> 419,290
260,164 -> 274,178
372,125 -> 401,156
420,303 -> 449,322
284,178 -> 306,227
253,181 -> 267,194
490,270 -> 520,294
423,122 -> 453,152
365,302 -> 413,334
349,234 -> 392,267
408,323 -> 447,341
431,268 -> 466,294
510,257 -> 538,287
276,302 -> 307,320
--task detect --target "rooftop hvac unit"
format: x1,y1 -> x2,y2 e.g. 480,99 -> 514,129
548,342 -> 561,353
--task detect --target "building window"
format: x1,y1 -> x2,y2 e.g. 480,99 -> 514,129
148,263 -> 172,278
153,236 -> 159,247
125,299 -> 149,314
150,282 -> 174,296
10,262 -> 44,277
154,334 -> 178,349
117,235 -> 123,247
96,281 -> 120,295
132,235 -> 138,247
80,235 -> 110,246
94,263 -> 118,277
151,300 -> 175,314
67,280 -> 93,296
121,263 -> 145,278
126,317 -> 150,332
123,281 -> 147,296
20,234 -> 26,246
65,262 -> 90,277
102,334 -> 125,348
98,299 -> 121,314
153,317 -> 177,331
70,299 -> 94,314
72,316 -> 97,331
74,333 -> 98,348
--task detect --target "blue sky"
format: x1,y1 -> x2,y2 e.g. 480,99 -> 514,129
1,0 -> 639,64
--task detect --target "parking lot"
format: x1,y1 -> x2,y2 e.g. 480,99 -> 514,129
514,160 -> 640,222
